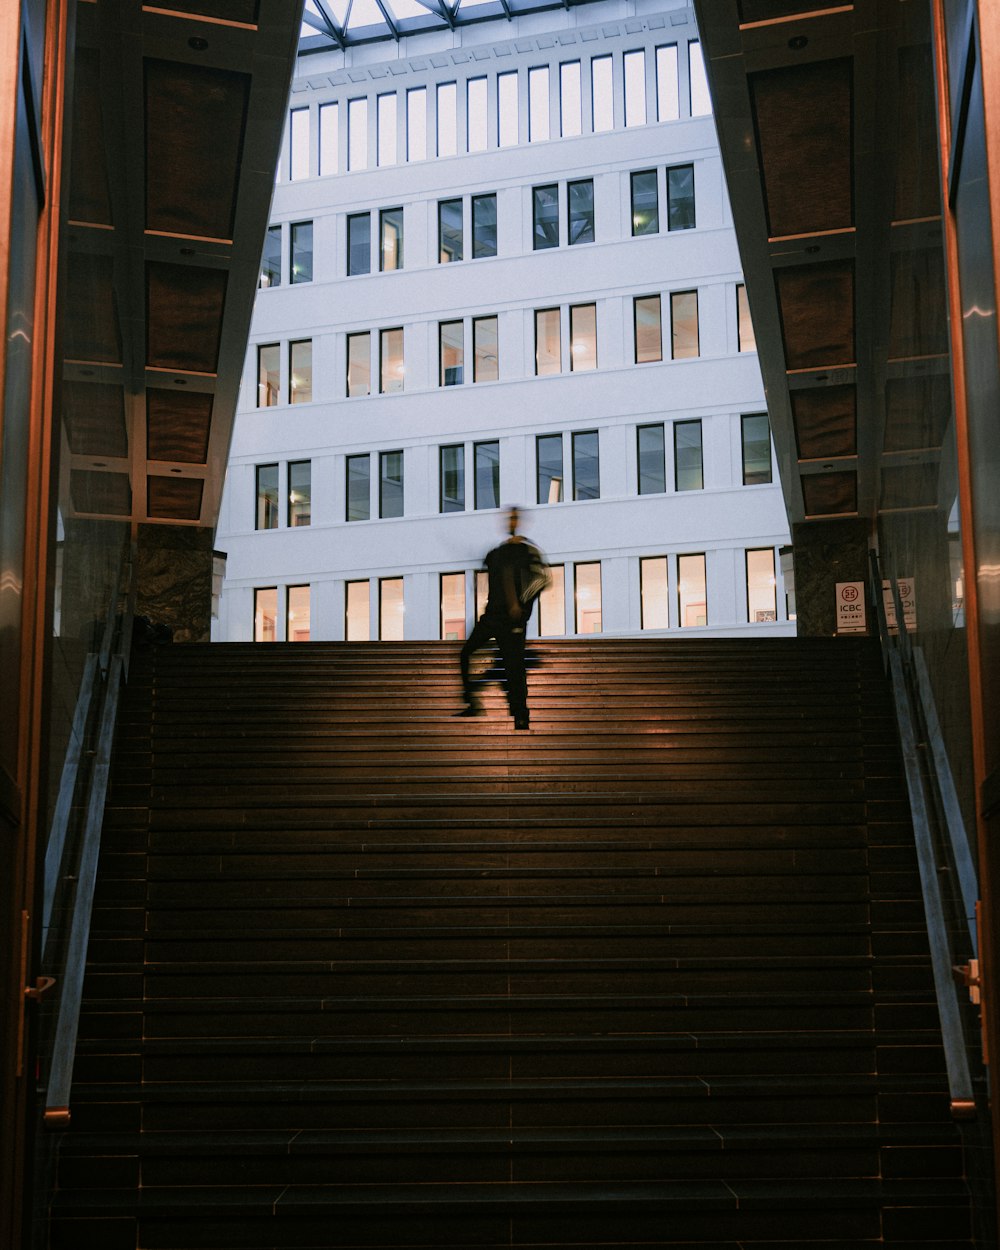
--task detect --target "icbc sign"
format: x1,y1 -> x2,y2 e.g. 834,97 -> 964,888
836,582 -> 867,634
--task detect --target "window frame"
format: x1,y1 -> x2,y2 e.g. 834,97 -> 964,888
346,331 -> 371,398
288,338 -> 312,404
439,319 -> 465,387
535,306 -> 562,375
473,315 -> 499,383
572,429 -> 600,501
637,422 -> 666,495
346,453 -> 371,521
255,463 -> 279,531
440,443 -> 465,513
670,289 -> 699,359
474,440 -> 501,511
438,197 -> 464,263
287,460 -> 311,528
472,192 -> 497,259
379,207 -> 404,272
347,211 -> 371,276
567,177 -> 595,246
532,183 -> 560,251
379,326 -> 404,394
379,449 -> 404,519
536,432 -> 564,504
673,419 -> 703,492
741,412 -> 773,485
633,294 -> 662,364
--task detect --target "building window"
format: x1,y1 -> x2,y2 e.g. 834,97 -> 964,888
667,165 -> 695,230
592,55 -> 613,132
254,588 -> 277,642
440,444 -> 465,512
656,45 -> 679,122
742,413 -> 772,484
290,221 -> 312,283
286,585 -> 311,642
260,224 -> 281,288
528,66 -> 550,142
348,97 -> 368,170
560,61 -> 582,137
439,321 -> 464,386
346,331 -> 371,397
624,50 -> 646,127
568,178 -> 595,244
473,316 -> 499,382
634,296 -> 662,364
631,171 -> 658,236
289,107 -> 309,180
498,71 -> 518,146
747,548 -> 777,622
437,81 -> 457,157
379,577 -> 404,640
475,570 -> 488,618
380,328 -> 404,393
346,454 -> 370,521
539,564 -> 565,635
472,193 -> 497,258
533,184 -> 559,250
377,92 -> 397,166
569,303 -> 597,372
347,212 -> 371,276
380,450 -> 404,518
439,198 -> 463,262
288,461 -> 311,527
640,557 -> 669,628
637,423 -> 665,495
441,573 -> 466,640
380,208 -> 403,272
689,41 -> 712,116
346,580 -> 370,640
535,308 -> 561,375
671,290 -> 699,358
572,430 -> 600,500
257,343 -> 279,406
575,562 -> 602,633
537,433 -> 564,503
255,464 -> 278,530
289,339 -> 312,404
475,440 -> 500,510
407,87 -> 427,161
319,101 -> 338,175
737,284 -> 756,352
467,77 -> 488,153
678,553 -> 707,626
674,420 -> 703,491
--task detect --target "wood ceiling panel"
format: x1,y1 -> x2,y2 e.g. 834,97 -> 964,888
884,375 -> 951,452
66,253 -> 121,363
68,47 -> 112,225
880,463 -> 939,510
63,381 -> 128,458
801,470 -> 857,517
888,248 -> 948,360
894,43 -> 941,221
776,259 -> 855,370
146,262 -> 227,373
147,476 -> 205,521
147,389 -> 214,464
791,384 -> 856,459
70,470 -> 132,516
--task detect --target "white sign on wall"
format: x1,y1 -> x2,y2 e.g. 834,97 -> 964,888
883,577 -> 917,632
836,581 -> 867,634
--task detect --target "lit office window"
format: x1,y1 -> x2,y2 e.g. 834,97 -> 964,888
346,332 -> 371,397
345,580 -> 370,640
347,212 -> 371,276
380,328 -> 404,393
671,290 -> 699,358
533,184 -> 559,250
319,101 -> 338,175
467,77 -> 488,152
441,573 -> 466,640
472,193 -> 497,258
667,165 -> 695,230
255,464 -> 278,530
348,97 -> 368,170
290,221 -> 312,283
254,588 -> 277,642
407,87 -> 427,160
498,71 -> 518,146
573,430 -> 600,500
568,178 -> 595,244
380,577 -> 405,640
656,45 -> 679,121
260,225 -> 281,288
473,316 -> 499,382
346,454 -> 370,521
631,170 -> 658,236
437,82 -> 457,157
634,296 -> 662,363
678,553 -> 707,626
439,198 -> 463,262
440,444 -> 465,512
288,460 -> 311,527
257,343 -> 279,407
377,92 -> 397,166
637,423 -> 666,494
640,557 -> 669,629
535,308 -> 561,375
475,440 -> 500,510
289,339 -> 312,404
570,303 -> 597,372
689,41 -> 712,116
539,564 -> 565,635
380,207 -> 403,272
591,55 -> 613,132
737,284 -> 756,352
380,449 -> 404,518
742,413 -> 772,484
537,433 -> 563,504
529,66 -> 550,141
624,50 -> 646,127
440,320 -> 464,386
289,108 -> 309,180
575,562 -> 602,633
560,61 -> 582,137
747,548 -> 777,622
674,420 -> 703,491
475,570 -> 488,618
286,585 -> 311,642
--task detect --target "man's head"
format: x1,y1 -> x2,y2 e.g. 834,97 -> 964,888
505,505 -> 521,537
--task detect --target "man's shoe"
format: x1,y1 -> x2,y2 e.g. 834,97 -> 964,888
455,702 -> 483,718
513,713 -> 530,730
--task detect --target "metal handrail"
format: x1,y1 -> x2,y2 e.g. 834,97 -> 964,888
868,549 -> 977,1120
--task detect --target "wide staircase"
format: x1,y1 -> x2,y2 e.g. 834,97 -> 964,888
50,637 -> 976,1248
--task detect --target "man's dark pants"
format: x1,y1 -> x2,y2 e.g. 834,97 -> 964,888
459,613 -> 528,718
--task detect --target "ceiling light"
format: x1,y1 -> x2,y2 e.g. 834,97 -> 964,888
188,36 -> 209,51
788,35 -> 808,50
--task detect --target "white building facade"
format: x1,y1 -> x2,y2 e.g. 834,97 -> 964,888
214,0 -> 793,644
